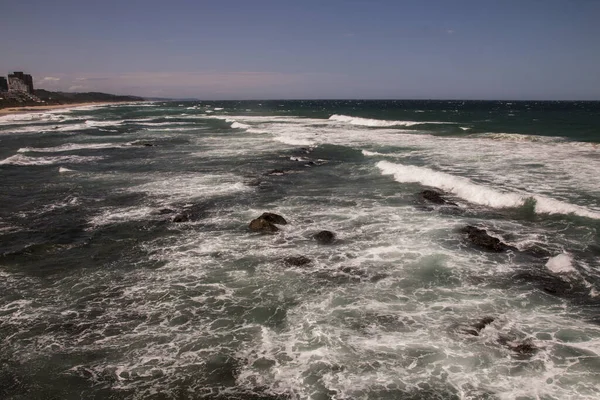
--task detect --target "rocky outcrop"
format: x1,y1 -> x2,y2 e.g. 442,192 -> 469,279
259,212 -> 287,225
314,230 -> 335,245
460,226 -> 512,252
461,317 -> 495,336
420,190 -> 457,206
283,256 -> 311,266
172,213 -> 189,223
249,212 -> 287,234
249,218 -> 279,233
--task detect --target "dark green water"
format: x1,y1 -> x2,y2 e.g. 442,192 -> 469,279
0,100 -> 599,399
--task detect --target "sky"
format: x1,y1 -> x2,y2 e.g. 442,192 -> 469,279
1,0 -> 599,100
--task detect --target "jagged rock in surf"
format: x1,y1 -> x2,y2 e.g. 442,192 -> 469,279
462,316 -> 495,336
172,213 -> 189,223
420,189 -> 457,206
259,212 -> 287,225
131,141 -> 156,147
283,255 -> 311,266
507,338 -> 538,355
497,336 -> 538,356
460,225 -> 512,252
313,230 -> 336,245
249,217 -> 279,233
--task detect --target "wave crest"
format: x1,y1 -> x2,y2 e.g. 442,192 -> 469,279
329,114 -> 452,127
376,160 -> 600,219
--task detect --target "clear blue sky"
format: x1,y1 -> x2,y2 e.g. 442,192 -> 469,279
1,0 -> 599,100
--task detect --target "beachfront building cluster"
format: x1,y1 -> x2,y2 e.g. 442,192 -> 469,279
0,71 -> 40,103
0,71 -> 35,94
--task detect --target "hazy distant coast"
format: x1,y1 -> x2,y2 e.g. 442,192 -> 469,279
0,101 -> 140,116
0,89 -> 144,113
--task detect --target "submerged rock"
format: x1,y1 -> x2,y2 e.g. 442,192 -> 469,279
130,141 -> 156,147
497,336 -> 538,356
259,212 -> 287,225
283,256 -> 311,267
172,213 -> 189,223
245,179 -> 262,187
460,225 -> 512,252
266,169 -> 285,176
420,190 -> 457,206
314,230 -> 335,245
462,316 -> 495,336
509,338 -> 538,355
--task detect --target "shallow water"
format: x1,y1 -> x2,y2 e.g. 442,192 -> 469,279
1,101 -> 599,399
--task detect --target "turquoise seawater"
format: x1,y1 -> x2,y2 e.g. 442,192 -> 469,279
0,100 -> 599,399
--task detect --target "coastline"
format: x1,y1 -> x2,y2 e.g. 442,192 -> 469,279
0,101 -> 136,116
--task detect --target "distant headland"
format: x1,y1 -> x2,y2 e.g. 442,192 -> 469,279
0,71 -> 144,110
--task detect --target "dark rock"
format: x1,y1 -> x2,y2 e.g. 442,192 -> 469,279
420,190 -> 457,206
249,218 -> 279,233
131,141 -> 156,147
495,337 -> 538,356
509,339 -> 538,355
459,225 -> 512,252
158,208 -> 175,215
473,316 -> 495,332
314,230 -> 335,245
283,256 -> 311,267
462,316 -> 495,336
259,212 -> 287,225
172,213 -> 189,223
421,190 -> 446,204
245,179 -> 262,187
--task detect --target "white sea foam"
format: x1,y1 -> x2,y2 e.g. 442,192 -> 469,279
231,121 -> 250,129
88,206 -> 157,227
18,143 -> 126,153
0,154 -> 104,166
546,253 -> 576,274
329,114 -> 452,127
475,132 -> 565,143
129,174 -> 250,202
376,161 -> 600,219
0,112 -> 65,125
59,166 -> 75,173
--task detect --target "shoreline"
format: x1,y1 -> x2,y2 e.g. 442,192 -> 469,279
0,101 -> 138,116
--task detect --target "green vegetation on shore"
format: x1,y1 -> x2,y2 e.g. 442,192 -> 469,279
0,89 -> 144,109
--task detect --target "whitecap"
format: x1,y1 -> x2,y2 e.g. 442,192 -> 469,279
329,114 -> 452,127
376,160 -> 600,219
19,143 -> 125,153
231,122 -> 250,129
0,154 -> 104,166
546,253 -> 576,274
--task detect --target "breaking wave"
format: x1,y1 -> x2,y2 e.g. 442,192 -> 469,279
0,154 -> 104,166
329,114 -> 453,127
376,160 -> 600,219
18,143 -> 126,153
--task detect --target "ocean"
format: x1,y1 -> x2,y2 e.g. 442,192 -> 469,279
1,100 -> 599,399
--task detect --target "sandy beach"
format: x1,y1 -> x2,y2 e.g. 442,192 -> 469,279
0,102 -> 131,116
